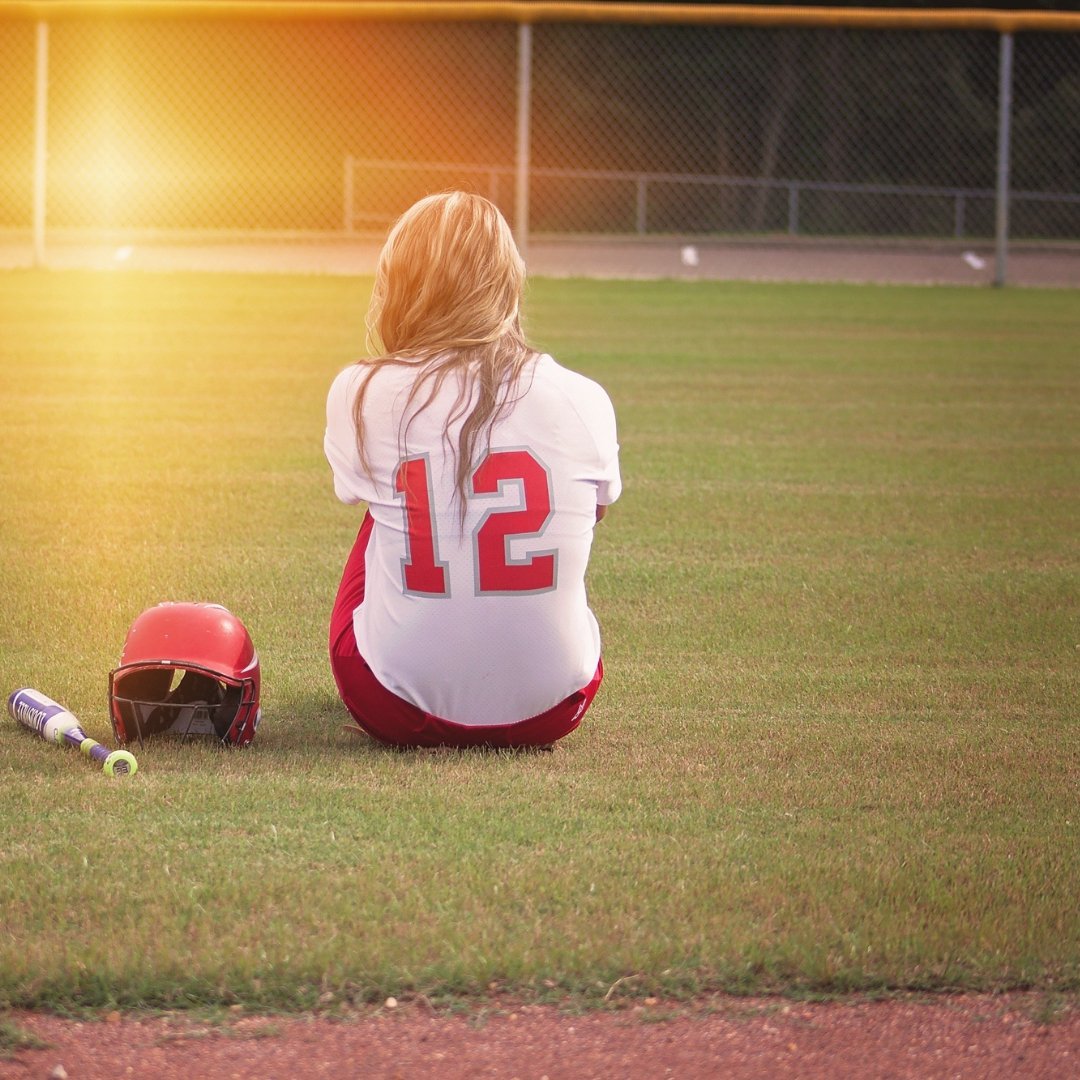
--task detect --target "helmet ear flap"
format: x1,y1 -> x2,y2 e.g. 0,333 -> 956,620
217,682 -> 243,743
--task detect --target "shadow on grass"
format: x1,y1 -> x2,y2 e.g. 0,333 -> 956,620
131,687 -> 558,759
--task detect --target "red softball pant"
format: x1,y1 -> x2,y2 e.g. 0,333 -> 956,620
328,512 -> 603,748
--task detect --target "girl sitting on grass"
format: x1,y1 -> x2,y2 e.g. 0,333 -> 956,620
324,192 -> 621,748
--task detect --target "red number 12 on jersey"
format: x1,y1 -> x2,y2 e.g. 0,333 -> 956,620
395,449 -> 556,597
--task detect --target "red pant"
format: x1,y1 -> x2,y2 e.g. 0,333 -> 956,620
328,513 -> 602,748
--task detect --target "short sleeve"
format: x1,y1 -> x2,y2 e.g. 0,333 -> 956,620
591,391 -> 622,506
324,366 -> 371,505
570,373 -> 622,507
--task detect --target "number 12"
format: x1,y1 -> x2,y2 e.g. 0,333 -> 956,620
395,449 -> 556,597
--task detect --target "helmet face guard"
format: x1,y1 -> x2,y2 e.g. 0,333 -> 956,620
109,602 -> 261,748
110,662 -> 258,747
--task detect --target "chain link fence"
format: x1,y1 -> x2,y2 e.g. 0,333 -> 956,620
0,4 -> 1077,280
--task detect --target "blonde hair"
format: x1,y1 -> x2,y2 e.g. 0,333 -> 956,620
352,191 -> 537,523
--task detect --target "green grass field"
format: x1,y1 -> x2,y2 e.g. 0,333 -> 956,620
0,269 -> 1076,1011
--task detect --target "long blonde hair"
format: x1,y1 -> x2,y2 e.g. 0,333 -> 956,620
352,191 -> 538,522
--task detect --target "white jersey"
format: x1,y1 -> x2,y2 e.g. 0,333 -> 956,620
324,353 -> 621,726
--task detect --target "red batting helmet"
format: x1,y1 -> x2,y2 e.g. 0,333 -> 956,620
109,602 -> 261,747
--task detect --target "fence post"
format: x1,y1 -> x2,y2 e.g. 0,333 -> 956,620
343,153 -> 354,236
635,178 -> 647,235
994,31 -> 1014,288
515,21 -> 533,263
33,20 -> 49,267
787,182 -> 800,236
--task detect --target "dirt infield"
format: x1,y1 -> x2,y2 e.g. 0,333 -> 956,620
3,993 -> 1078,1079
2,235 -> 1079,287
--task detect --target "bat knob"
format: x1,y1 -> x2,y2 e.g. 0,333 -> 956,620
103,750 -> 138,777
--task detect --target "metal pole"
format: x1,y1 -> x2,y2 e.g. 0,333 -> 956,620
514,21 -> 532,263
343,153 -> 354,236
33,20 -> 48,267
994,31 -> 1013,288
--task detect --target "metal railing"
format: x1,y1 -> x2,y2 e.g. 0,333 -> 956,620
345,156 -> 1080,242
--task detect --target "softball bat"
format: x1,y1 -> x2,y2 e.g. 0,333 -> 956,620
8,687 -> 138,776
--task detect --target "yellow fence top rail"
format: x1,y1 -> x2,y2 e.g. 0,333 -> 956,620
1,2 -> 1078,34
